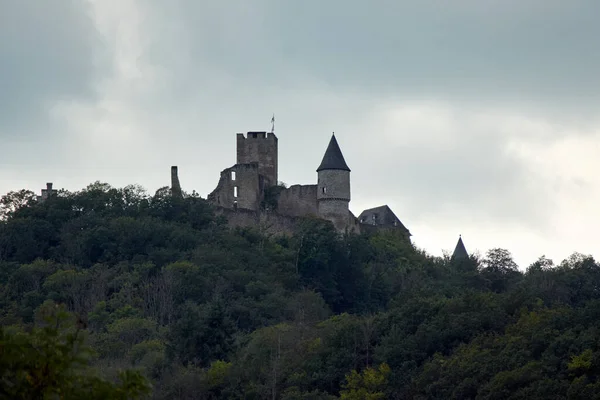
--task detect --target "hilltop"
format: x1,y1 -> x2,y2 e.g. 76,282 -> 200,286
1,182 -> 600,399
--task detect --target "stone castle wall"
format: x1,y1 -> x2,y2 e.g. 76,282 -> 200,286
214,206 -> 300,236
214,205 -> 362,237
318,199 -> 352,232
277,184 -> 318,217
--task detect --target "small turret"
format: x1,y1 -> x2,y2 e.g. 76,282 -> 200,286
452,235 -> 469,260
316,134 -> 351,173
317,134 -> 351,231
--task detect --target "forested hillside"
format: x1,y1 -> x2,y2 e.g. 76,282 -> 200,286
1,182 -> 600,399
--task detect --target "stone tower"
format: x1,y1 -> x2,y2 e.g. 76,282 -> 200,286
171,166 -> 182,198
317,134 -> 351,231
236,131 -> 278,187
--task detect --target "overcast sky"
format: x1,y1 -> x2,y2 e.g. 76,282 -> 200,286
2,0 -> 600,267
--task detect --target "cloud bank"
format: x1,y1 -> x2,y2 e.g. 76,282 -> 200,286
2,0 -> 600,267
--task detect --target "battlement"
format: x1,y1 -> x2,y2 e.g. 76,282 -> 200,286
236,131 -> 277,140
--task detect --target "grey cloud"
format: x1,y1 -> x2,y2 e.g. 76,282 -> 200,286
0,0 -> 595,266
141,1 -> 600,122
123,0 -> 594,236
271,1 -> 600,107
352,129 -> 550,231
0,0 -> 106,136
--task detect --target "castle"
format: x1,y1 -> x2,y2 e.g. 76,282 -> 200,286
34,129 -> 470,258
201,130 -> 411,240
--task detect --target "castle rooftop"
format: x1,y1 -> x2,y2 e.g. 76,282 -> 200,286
452,236 -> 469,259
358,205 -> 411,235
317,134 -> 351,172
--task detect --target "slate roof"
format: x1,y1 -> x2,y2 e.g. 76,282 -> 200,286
358,205 -> 411,235
452,236 -> 469,259
317,134 -> 351,172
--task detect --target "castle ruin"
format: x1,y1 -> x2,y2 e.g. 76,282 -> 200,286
205,130 -> 412,240
33,129 -> 470,254
36,183 -> 57,203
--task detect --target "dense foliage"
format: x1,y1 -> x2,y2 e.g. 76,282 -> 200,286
1,182 -> 599,399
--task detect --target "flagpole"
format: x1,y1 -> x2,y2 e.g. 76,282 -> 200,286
271,114 -> 275,134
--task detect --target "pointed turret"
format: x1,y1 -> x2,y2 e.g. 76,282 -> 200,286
317,134 -> 351,172
316,134 -> 351,231
452,235 -> 469,260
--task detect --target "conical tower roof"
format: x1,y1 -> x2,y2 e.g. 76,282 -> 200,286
452,236 -> 469,259
317,134 -> 351,172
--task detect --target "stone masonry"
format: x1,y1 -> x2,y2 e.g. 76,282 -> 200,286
276,184 -> 318,217
37,183 -> 57,203
236,132 -> 278,186
171,166 -> 183,198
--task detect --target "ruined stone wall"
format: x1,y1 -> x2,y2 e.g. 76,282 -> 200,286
212,206 -> 365,238
171,166 -> 182,197
213,207 -> 300,236
207,163 -> 262,211
236,132 -> 278,186
276,184 -> 318,217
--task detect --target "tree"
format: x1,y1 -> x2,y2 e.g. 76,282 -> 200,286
339,363 -> 391,400
0,190 -> 36,220
168,300 -> 235,367
480,248 -> 522,293
0,301 -> 151,399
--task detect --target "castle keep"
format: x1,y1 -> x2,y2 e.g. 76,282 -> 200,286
205,130 -> 411,239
